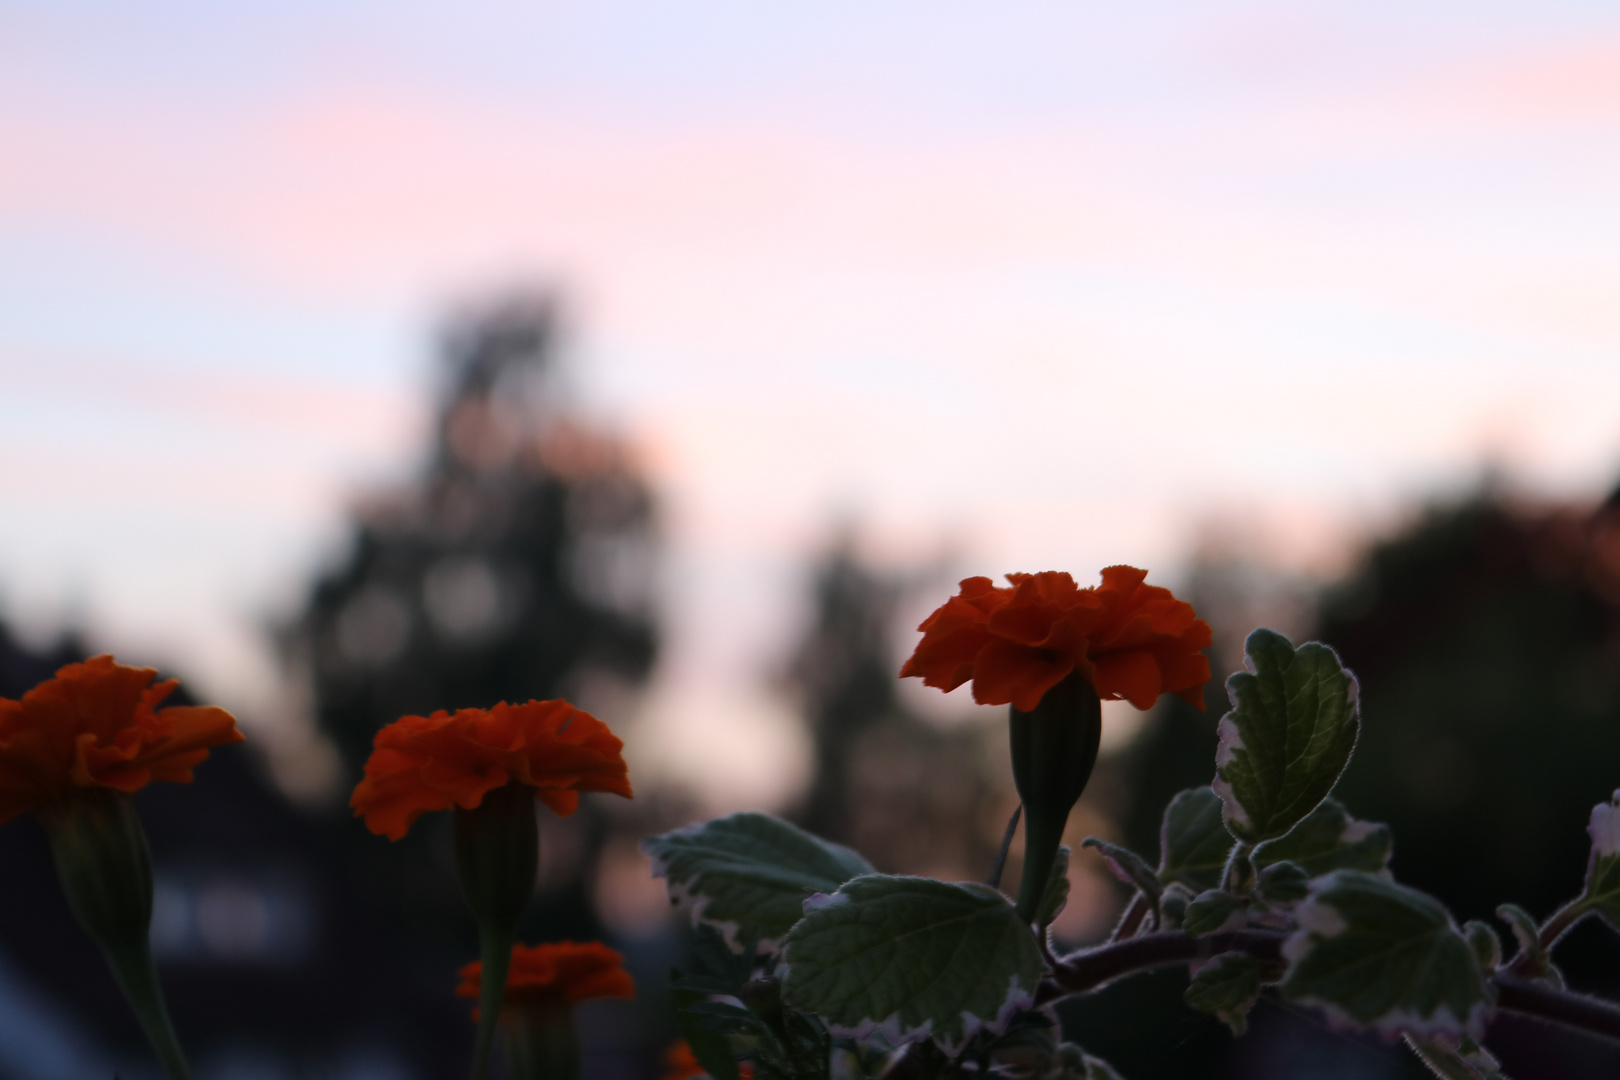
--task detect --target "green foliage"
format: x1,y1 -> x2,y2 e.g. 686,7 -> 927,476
980,1018 -> 1127,1080
1494,903 -> 1562,988
643,812 -> 874,948
1212,630 -> 1361,846
1282,870 -> 1487,1039
1158,884 -> 1193,930
1183,952 -> 1265,1036
1037,845 -> 1073,928
1156,786 -> 1231,893
1402,1035 -> 1507,1080
1256,861 -> 1309,905
671,925 -> 832,1080
1461,921 -> 1501,974
1080,838 -> 1160,915
1182,889 -> 1243,936
1252,798 -> 1391,879
781,875 -> 1045,1054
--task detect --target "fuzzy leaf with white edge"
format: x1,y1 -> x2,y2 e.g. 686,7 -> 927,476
781,875 -> 1045,1055
1158,786 -> 1232,893
1053,1045 -> 1127,1080
642,812 -> 874,949
1584,789 -> 1620,929
1282,871 -> 1488,1040
1212,630 -> 1360,846
1403,1034 -> 1508,1080
1254,798 -> 1391,879
1184,952 -> 1265,1035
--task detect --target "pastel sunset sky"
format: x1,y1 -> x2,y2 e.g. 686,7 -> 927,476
4,0 -> 1619,803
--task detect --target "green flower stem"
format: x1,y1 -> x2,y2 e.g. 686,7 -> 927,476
1009,673 -> 1102,924
471,922 -> 520,1080
103,938 -> 192,1080
454,782 -> 540,1080
36,789 -> 191,1080
503,1005 -> 581,1080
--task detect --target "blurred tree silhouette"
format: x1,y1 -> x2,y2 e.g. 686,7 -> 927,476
282,295 -> 660,951
784,540 -> 1006,881
1318,490 -> 1620,985
288,295 -> 657,781
1109,485 -> 1620,1078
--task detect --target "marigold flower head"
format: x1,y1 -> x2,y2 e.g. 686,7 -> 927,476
0,655 -> 242,824
350,699 -> 632,840
900,566 -> 1212,713
662,1040 -> 754,1080
455,941 -> 635,1014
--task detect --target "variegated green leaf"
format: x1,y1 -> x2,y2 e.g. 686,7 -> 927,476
1253,798 -> 1391,879
1157,786 -> 1232,893
1282,871 -> 1487,1040
642,812 -> 873,949
1184,952 -> 1264,1035
1403,1034 -> 1508,1080
781,875 -> 1044,1054
1213,630 -> 1360,845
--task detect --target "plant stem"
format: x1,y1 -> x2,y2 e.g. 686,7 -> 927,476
471,921 -> 519,1080
103,938 -> 191,1080
1494,975 -> 1620,1044
1538,898 -> 1593,953
987,805 -> 1021,890
1034,929 -> 1620,1046
1110,893 -> 1151,942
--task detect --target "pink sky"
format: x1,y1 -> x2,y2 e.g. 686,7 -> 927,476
3,0 -> 1620,805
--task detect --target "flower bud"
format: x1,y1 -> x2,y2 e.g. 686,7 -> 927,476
1009,671 -> 1102,923
35,788 -> 191,1080
36,787 -> 153,948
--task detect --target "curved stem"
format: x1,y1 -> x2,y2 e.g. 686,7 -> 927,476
877,930 -> 1620,1078
1040,930 -> 1620,1044
1494,976 -> 1620,1044
1538,898 -> 1593,953
1110,893 -> 1151,942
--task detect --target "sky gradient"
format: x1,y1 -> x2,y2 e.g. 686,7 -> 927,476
4,0 -> 1620,804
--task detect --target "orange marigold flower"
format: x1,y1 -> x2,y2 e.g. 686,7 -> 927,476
350,699 -> 632,840
662,1040 -> 753,1080
456,941 -> 636,1013
900,566 -> 1212,713
0,655 -> 242,824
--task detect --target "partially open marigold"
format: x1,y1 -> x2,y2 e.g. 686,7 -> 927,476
456,941 -> 636,1013
0,655 -> 242,824
900,566 -> 1212,713
350,699 -> 632,840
